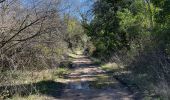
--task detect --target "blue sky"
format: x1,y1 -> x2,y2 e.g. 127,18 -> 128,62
60,0 -> 93,19
21,0 -> 93,20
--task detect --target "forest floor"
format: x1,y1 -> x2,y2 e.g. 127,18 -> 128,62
57,54 -> 138,100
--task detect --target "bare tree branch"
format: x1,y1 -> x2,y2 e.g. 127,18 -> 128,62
0,15 -> 47,49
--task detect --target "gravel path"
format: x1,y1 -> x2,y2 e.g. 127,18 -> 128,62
58,55 -> 136,100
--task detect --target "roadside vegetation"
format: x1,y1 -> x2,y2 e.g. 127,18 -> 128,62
82,0 -> 170,99
0,0 -> 170,100
0,0 -> 86,99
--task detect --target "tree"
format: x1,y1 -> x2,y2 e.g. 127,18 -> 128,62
83,0 -> 150,56
0,0 -> 68,71
64,15 -> 88,52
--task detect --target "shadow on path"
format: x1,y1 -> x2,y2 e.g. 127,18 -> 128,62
58,54 -> 137,100
0,80 -> 66,99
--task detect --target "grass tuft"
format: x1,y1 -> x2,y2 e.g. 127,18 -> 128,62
100,63 -> 119,72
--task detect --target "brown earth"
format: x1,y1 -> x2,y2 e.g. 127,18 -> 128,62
57,55 -> 138,100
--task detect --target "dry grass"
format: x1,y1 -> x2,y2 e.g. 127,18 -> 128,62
100,63 -> 120,72
0,70 -> 56,86
0,67 -> 71,99
7,94 -> 56,100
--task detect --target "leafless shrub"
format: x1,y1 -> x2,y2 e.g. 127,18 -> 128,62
0,0 -> 70,98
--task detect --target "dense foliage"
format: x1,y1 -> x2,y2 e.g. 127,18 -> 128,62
83,0 -> 170,99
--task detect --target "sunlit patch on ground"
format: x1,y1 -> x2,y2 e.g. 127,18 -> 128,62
57,54 -> 135,100
2,54 -> 136,100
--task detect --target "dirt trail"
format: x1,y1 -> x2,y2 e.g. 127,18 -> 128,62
58,55 -> 135,100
